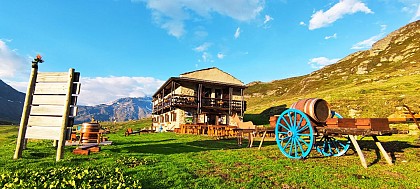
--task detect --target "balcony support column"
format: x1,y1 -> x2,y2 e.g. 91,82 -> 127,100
198,84 -> 202,115
161,89 -> 164,114
240,88 -> 244,117
170,81 -> 174,111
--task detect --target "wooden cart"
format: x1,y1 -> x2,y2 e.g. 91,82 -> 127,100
274,99 -> 403,168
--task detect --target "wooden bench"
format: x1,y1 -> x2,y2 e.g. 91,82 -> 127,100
124,128 -> 140,136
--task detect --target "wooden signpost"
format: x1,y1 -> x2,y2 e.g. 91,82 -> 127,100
14,55 -> 81,161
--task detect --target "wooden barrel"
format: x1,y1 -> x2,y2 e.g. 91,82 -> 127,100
80,122 -> 100,143
290,98 -> 331,123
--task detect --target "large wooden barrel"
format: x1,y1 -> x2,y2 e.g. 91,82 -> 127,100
290,98 -> 331,123
80,122 -> 100,143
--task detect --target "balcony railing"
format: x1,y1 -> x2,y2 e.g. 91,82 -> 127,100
152,94 -> 246,114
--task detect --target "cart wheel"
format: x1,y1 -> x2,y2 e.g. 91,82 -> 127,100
315,111 -> 351,157
275,109 -> 314,159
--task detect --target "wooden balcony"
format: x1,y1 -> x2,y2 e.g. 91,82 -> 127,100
152,94 -> 246,114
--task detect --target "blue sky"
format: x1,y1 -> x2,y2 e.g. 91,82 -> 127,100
1,0 -> 419,105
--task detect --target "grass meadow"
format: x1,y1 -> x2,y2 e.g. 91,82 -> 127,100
1,119 -> 419,188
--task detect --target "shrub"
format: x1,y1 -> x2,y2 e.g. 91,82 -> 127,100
1,166 -> 141,188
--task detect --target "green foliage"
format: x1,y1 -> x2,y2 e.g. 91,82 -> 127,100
0,166 -> 141,188
116,156 -> 158,168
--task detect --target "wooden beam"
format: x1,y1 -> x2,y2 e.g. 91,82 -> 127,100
30,105 -> 65,116
34,83 -> 68,95
36,72 -> 68,82
70,106 -> 78,117
349,135 -> 368,168
57,68 -> 75,161
32,95 -> 67,105
28,116 -> 63,127
72,83 -> 81,95
372,136 -> 393,165
14,65 -> 38,160
25,126 -> 61,140
258,131 -> 267,150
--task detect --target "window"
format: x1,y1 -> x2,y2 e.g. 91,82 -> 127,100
165,114 -> 169,122
172,112 -> 177,122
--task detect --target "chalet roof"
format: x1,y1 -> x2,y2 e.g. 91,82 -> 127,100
179,67 -> 244,86
153,76 -> 246,98
153,67 -> 246,97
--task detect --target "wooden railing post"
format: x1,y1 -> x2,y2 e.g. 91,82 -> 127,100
14,58 -> 40,159
56,68 -> 75,161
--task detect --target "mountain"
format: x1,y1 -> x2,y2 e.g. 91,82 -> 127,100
244,20 -> 420,124
75,97 -> 152,124
0,78 -> 153,124
0,80 -> 25,124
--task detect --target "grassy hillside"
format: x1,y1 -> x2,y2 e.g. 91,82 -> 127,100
1,121 -> 419,188
244,20 -> 420,124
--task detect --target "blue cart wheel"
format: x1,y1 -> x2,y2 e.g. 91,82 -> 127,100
316,111 -> 351,157
275,109 -> 314,159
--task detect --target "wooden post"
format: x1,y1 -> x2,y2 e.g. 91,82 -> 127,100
240,88 -> 244,117
228,87 -> 232,124
349,135 -> 367,168
56,68 -> 75,161
14,62 -> 38,160
198,84 -> 202,114
372,136 -> 393,165
258,131 -> 267,150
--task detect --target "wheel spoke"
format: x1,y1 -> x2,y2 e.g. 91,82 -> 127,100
288,138 -> 294,155
296,137 -> 305,155
297,136 -> 309,147
287,112 -> 294,129
283,137 -> 292,149
278,123 -> 289,131
281,117 -> 291,129
297,124 -> 309,133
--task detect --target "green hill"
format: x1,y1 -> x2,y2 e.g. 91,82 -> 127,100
244,20 -> 420,124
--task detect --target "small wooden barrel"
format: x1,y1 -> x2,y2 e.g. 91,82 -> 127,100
80,122 -> 100,143
290,98 -> 331,123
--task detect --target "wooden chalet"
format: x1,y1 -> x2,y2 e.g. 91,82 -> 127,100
152,67 -> 247,132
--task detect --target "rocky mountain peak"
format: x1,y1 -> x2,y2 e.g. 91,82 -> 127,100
372,20 -> 420,51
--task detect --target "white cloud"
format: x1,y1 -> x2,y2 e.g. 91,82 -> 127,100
139,0 -> 264,38
351,35 -> 382,49
299,21 -> 306,26
351,25 -> 386,50
308,57 -> 340,69
78,76 -> 164,106
200,52 -> 213,63
0,40 -> 28,79
264,14 -> 273,24
380,24 -> 387,32
217,53 -> 225,59
234,27 -> 241,39
309,0 -> 373,30
411,4 -> 420,21
194,42 -> 212,52
324,33 -> 337,40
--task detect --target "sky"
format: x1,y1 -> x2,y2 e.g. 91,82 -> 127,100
1,0 -> 419,106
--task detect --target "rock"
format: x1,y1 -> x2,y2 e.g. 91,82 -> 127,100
356,65 -> 368,75
348,109 -> 360,118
